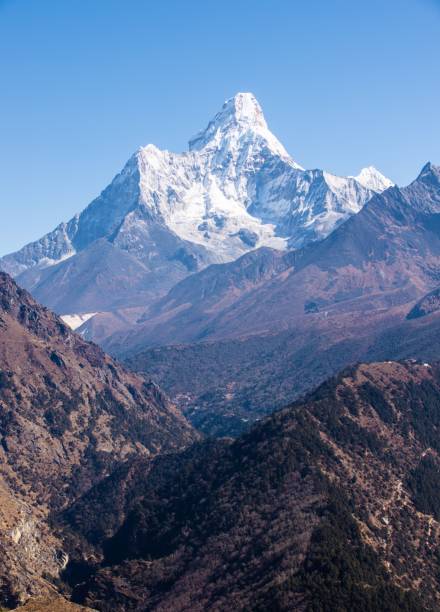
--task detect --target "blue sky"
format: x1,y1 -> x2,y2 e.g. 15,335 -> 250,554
0,0 -> 439,255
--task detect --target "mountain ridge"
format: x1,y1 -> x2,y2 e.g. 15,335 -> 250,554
59,359 -> 440,611
104,162 -> 440,351
104,162 -> 440,435
0,93 -> 392,315
0,271 -> 196,607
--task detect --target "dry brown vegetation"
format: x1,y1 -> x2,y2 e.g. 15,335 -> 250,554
0,272 -> 196,607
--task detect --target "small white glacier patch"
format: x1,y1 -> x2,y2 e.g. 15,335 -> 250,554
61,312 -> 97,330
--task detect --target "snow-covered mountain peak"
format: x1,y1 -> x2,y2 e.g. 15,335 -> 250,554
189,93 -> 264,148
219,92 -> 266,129
0,93 -> 395,305
351,166 -> 394,192
188,92 -> 301,167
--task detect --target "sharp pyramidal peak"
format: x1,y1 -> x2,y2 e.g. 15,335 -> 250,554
0,93 -> 392,318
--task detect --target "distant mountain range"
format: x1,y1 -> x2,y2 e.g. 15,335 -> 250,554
0,93 -> 392,315
108,162 -> 440,349
3,93 -> 440,440
107,162 -> 440,435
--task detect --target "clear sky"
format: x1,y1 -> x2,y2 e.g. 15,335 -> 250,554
0,0 -> 439,255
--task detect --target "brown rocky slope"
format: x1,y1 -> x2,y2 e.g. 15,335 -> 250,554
0,272 -> 196,608
61,359 -> 440,611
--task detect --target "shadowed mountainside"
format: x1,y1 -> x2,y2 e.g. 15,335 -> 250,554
57,360 -> 440,611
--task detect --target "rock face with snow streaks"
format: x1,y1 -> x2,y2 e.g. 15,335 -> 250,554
0,93 -> 391,314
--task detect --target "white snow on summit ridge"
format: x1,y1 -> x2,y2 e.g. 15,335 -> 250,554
129,92 -> 307,260
351,166 -> 394,192
189,92 -> 300,165
0,92 -> 393,279
121,92 -> 392,259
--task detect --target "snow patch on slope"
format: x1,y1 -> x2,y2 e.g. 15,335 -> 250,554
39,248 -> 77,268
61,312 -> 97,330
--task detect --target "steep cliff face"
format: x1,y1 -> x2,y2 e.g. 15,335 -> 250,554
0,272 -> 196,607
61,360 -> 440,611
0,483 -> 64,608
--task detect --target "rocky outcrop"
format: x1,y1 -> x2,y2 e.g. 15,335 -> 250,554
407,286 -> 440,319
